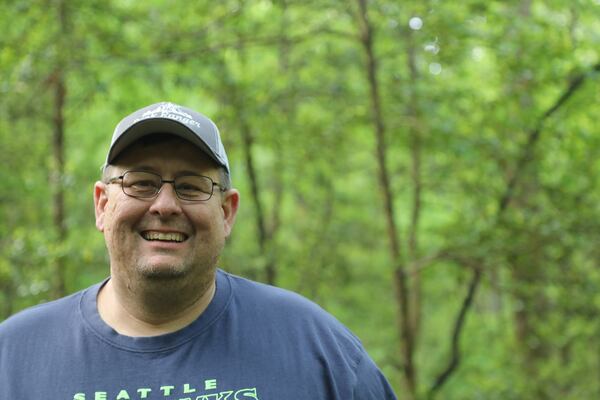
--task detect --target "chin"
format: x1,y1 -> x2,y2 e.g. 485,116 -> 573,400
137,263 -> 189,280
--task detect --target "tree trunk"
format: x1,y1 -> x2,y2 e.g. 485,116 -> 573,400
231,9 -> 275,285
404,16 -> 424,347
355,1 -> 416,397
233,81 -> 271,283
0,281 -> 15,320
50,0 -> 68,299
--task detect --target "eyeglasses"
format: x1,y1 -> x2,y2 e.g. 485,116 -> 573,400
107,170 -> 225,202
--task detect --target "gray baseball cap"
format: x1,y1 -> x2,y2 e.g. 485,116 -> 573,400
106,102 -> 230,176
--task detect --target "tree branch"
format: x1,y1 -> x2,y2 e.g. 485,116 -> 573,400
69,26 -> 355,67
428,266 -> 483,398
498,62 -> 600,214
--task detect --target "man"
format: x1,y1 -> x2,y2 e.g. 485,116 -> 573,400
0,102 -> 397,399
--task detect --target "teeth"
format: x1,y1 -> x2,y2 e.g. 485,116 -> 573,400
142,231 -> 185,242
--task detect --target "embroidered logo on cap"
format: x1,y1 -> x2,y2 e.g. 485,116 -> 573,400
133,102 -> 202,129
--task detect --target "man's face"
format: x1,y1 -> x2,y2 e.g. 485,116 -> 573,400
93,137 -> 239,290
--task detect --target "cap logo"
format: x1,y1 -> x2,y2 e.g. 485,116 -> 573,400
133,102 -> 202,129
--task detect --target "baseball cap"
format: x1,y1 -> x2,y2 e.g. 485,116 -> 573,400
106,102 -> 230,176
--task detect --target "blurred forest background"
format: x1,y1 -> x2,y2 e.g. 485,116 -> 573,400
1,0 -> 600,398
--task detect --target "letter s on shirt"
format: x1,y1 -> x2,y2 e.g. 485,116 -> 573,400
234,388 -> 258,400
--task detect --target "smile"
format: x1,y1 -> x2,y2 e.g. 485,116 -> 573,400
141,231 -> 187,243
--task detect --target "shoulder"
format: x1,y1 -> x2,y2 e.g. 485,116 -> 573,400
0,289 -> 84,341
222,270 -> 364,351
220,271 -> 398,398
224,270 -> 348,321
224,271 -> 320,307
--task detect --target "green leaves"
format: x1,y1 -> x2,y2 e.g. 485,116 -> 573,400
1,0 -> 599,397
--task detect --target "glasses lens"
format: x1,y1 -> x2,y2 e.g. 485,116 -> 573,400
122,171 -> 161,198
174,175 -> 214,201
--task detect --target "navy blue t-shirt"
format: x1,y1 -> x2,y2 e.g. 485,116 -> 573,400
0,270 -> 397,399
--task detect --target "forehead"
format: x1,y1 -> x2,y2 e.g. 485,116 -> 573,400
112,135 -> 218,172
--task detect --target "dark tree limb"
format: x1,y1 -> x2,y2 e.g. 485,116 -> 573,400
498,62 -> 600,214
428,266 -> 483,398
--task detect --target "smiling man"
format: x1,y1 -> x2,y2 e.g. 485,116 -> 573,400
0,102 -> 397,399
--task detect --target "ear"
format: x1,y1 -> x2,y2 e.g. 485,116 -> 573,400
94,181 -> 109,232
221,189 -> 240,237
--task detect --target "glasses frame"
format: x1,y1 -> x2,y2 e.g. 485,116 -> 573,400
107,170 -> 226,202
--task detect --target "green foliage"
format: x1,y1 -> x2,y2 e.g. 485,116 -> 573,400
1,0 -> 599,398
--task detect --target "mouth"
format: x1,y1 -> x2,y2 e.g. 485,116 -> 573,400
141,231 -> 188,243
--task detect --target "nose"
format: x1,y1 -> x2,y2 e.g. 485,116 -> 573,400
148,182 -> 183,217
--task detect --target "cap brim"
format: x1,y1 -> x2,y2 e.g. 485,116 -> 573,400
106,118 -> 221,168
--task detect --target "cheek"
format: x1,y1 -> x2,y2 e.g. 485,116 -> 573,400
103,202 -> 141,237
203,208 -> 226,234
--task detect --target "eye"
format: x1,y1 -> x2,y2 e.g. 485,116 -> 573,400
124,174 -> 161,195
176,182 -> 202,192
131,179 -> 159,189
176,176 -> 213,195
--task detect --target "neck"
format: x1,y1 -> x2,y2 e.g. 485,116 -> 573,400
97,273 -> 216,337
